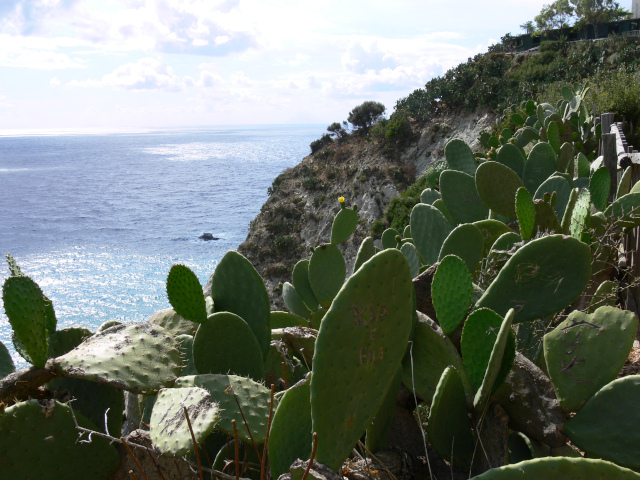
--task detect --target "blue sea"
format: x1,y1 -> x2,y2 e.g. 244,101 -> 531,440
0,125 -> 325,368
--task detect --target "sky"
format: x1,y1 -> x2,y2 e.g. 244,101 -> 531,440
0,0 -> 606,130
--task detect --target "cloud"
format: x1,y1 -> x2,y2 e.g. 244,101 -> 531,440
69,57 -> 186,91
0,34 -> 86,69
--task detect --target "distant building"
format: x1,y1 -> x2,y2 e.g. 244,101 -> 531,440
514,17 -> 640,52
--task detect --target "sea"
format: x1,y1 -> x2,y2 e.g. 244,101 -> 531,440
0,124 -> 325,368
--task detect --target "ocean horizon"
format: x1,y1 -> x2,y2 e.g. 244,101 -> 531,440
0,124 -> 326,368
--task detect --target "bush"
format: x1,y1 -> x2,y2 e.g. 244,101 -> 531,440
347,101 -> 386,130
310,133 -> 333,154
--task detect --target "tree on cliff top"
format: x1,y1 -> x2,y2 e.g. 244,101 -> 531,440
533,0 -> 630,33
347,101 -> 386,130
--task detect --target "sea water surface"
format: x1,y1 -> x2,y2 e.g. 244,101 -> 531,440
0,125 -> 325,368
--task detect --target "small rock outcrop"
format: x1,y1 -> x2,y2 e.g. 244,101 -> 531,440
239,109 -> 496,309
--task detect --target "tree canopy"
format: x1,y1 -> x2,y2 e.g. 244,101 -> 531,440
528,0 -> 630,33
347,101 -> 386,130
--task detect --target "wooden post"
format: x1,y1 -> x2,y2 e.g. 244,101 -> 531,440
602,133 -> 617,203
601,112 -> 614,135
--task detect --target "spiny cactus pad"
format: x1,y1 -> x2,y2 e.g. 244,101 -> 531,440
587,280 -> 618,313
420,188 -> 441,204
590,166 -> 611,211
410,203 -> 452,266
570,189 -> 591,240
308,243 -> 346,308
495,143 -> 525,177
402,318 -> 472,404
473,308 -> 516,412
381,228 -> 400,249
515,187 -> 536,240
427,366 -> 475,472
471,457 -> 640,479
166,264 -> 207,323
432,255 -> 472,335
534,175 -> 572,220
150,386 -> 220,457
440,170 -> 489,224
175,374 -> 271,444
2,275 -> 49,367
52,323 -> 181,394
543,306 -> 637,412
292,260 -> 319,311
604,192 -> 640,229
366,367 -> 402,454
445,138 -> 477,176
193,312 -> 265,381
46,327 -> 92,359
438,223 -> 484,273
556,141 -> 575,173
523,142 -> 557,194
210,250 -> 271,359
283,282 -> 312,319
617,166 -> 632,199
270,311 -> 309,329
461,308 -> 515,393
0,340 -> 15,378
564,376 -> 640,470
473,219 -> 513,257
0,400 -> 120,479
475,235 -> 591,323
475,161 -> 523,218
331,207 -> 358,245
269,378 -> 313,479
175,333 -> 198,376
147,308 -> 198,336
311,249 -> 413,471
400,242 -> 421,279
355,236 -> 376,272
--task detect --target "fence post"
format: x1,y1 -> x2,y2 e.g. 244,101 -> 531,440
602,132 -> 617,203
601,112 -> 614,135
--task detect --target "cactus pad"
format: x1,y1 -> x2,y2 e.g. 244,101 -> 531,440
175,374 -> 271,444
475,235 -> 591,323
427,366 -> 475,472
440,170 -> 489,224
46,327 -> 92,358
523,142 -> 557,194
473,219 -> 513,256
283,282 -> 312,319
564,376 -> 640,470
311,249 -> 413,470
0,340 -> 14,378
516,187 -> 536,240
269,378 -> 313,479
52,323 -> 181,394
354,236 -> 376,272
292,259 -> 319,311
402,317 -> 472,403
543,306 -> 637,412
193,312 -> 265,381
438,223 -> 484,273
0,400 -> 119,479
570,189 -> 591,241
308,243 -> 346,308
381,228 -> 400,249
587,280 -> 618,313
476,161 -> 523,218
209,250 -> 271,359
534,175 -> 572,220
432,255 -> 472,335
445,138 -> 477,175
590,166 -> 611,211
617,166 -> 632,199
400,242 -> 421,279
604,192 -> 640,229
331,207 -> 358,244
471,457 -> 640,479
176,333 -> 198,376
420,188 -> 441,204
150,386 -> 220,457
270,311 -> 309,329
166,264 -> 207,323
496,143 -> 525,177
147,308 -> 198,336
366,367 -> 402,453
2,275 -> 49,367
410,203 -> 452,266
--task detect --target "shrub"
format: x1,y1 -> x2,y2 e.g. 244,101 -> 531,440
310,133 -> 333,154
347,101 -> 386,130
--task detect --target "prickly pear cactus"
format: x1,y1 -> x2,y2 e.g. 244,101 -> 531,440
0,400 -> 120,479
427,366 -> 475,472
475,161 -> 523,218
309,243 -> 346,308
432,255 -> 472,335
534,175 -> 572,221
564,376 -> 640,470
440,170 -> 489,224
147,308 -> 198,336
0,340 -> 15,378
354,236 -> 376,272
331,206 -> 358,245
52,323 -> 181,394
311,249 -> 413,470
445,138 -> 477,176
474,235 -> 591,323
381,228 -> 400,250
590,166 -> 611,212
292,259 -> 319,311
495,143 -> 525,177
411,203 -> 451,265
570,189 -> 591,241
192,312 -> 265,381
270,311 -> 308,329
438,223 -> 485,273
175,373 -> 271,444
269,377 -> 313,479
283,282 -> 312,319
515,187 -> 536,241
400,242 -> 421,279
543,306 -> 637,412
2,275 -> 49,367
209,250 -> 271,359
420,188 -> 441,204
604,192 -> 640,229
166,264 -> 207,323
523,142 -> 557,194
150,386 -> 220,457
470,457 -> 640,479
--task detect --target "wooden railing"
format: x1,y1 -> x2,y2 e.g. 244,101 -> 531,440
599,113 -> 640,313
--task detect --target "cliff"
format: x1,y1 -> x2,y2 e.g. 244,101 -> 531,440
238,108 -> 497,309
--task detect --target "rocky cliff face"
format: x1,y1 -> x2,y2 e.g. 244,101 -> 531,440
238,109 -> 497,309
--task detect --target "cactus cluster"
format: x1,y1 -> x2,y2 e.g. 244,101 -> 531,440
2,86 -> 640,480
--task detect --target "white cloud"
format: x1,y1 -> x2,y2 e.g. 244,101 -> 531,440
49,76 -> 60,86
0,34 -> 86,69
69,57 -> 186,91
